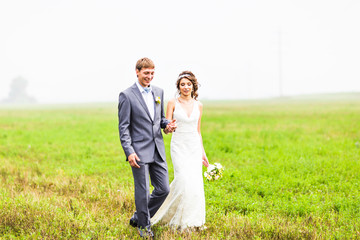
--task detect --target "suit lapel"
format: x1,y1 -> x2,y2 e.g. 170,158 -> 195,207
131,83 -> 153,122
151,89 -> 157,121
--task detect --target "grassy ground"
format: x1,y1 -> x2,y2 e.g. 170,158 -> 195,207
0,96 -> 360,239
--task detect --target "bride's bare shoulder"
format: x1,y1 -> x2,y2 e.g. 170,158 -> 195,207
168,98 -> 176,104
167,98 -> 176,108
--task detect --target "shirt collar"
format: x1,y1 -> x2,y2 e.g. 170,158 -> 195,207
136,81 -> 152,93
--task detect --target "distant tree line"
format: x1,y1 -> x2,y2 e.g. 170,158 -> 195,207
1,76 -> 36,104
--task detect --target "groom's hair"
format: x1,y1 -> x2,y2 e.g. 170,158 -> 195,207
136,57 -> 155,71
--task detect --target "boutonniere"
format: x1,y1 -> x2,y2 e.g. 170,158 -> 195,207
155,96 -> 161,104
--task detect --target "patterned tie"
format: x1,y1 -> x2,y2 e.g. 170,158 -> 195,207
144,87 -> 151,93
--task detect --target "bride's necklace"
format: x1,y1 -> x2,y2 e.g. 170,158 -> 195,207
178,96 -> 193,105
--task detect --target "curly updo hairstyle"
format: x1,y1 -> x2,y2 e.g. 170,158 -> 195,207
176,71 -> 199,100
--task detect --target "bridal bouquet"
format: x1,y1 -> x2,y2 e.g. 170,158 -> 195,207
204,163 -> 224,181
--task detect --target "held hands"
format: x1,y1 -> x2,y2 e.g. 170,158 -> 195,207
130,120 -> 177,167
128,153 -> 140,168
164,119 -> 177,134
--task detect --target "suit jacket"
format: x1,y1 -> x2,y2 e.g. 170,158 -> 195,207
118,83 -> 169,163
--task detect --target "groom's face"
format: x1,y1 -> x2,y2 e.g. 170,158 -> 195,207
136,68 -> 155,87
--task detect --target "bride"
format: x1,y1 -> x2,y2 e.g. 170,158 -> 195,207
151,71 -> 209,230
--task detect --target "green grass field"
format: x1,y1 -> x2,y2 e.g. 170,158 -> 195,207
1,95 -> 360,239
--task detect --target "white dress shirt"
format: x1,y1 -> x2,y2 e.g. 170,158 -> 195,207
136,81 -> 155,120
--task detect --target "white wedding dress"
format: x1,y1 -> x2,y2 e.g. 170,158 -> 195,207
151,99 -> 205,230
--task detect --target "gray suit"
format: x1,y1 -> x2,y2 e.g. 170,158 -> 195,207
118,83 -> 170,229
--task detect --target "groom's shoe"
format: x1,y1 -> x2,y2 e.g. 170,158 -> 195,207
129,218 -> 138,228
137,227 -> 154,239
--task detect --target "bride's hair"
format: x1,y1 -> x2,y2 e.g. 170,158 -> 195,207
176,71 -> 199,100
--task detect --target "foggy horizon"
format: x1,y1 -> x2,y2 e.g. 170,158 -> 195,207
1,0 -> 360,104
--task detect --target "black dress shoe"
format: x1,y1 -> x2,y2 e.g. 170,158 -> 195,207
129,218 -> 138,228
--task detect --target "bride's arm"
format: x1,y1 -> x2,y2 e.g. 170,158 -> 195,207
164,98 -> 176,134
197,101 -> 209,167
166,98 -> 175,120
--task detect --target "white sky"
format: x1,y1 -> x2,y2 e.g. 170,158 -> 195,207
1,0 -> 360,103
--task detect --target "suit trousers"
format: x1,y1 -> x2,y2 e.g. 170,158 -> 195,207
131,149 -> 170,229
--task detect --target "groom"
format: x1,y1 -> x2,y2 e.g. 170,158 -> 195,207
118,57 -> 176,237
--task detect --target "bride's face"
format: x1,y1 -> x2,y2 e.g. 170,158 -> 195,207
179,78 -> 193,97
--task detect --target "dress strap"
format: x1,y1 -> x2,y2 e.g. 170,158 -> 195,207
174,98 -> 180,107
